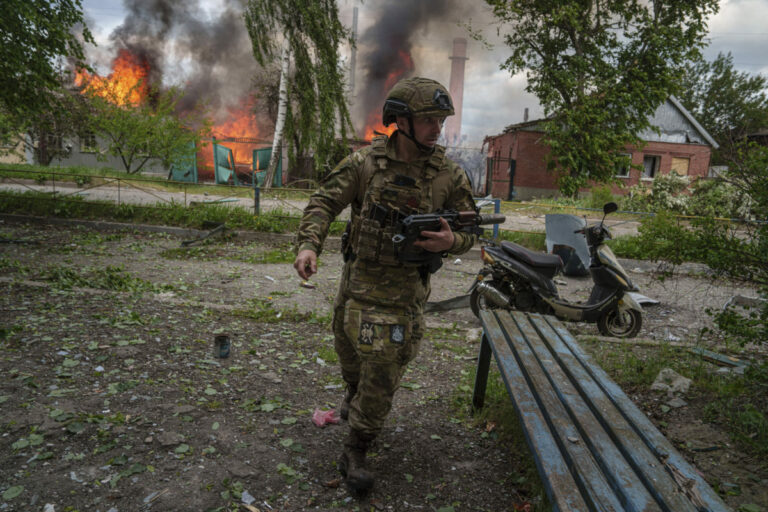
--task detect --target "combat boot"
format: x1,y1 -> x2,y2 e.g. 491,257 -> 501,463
338,429 -> 375,492
339,382 -> 357,421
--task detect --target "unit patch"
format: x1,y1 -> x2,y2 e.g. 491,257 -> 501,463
358,322 -> 375,346
390,324 -> 406,344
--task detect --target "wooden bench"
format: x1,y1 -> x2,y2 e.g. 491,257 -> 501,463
472,309 -> 730,512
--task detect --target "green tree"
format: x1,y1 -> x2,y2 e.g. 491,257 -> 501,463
244,0 -> 353,185
0,0 -> 94,127
85,87 -> 211,174
24,90 -> 91,165
678,52 -> 768,163
486,0 -> 718,196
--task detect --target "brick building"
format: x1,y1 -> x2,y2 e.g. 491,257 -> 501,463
483,96 -> 718,200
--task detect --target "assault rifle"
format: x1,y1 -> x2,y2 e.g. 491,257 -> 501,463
392,209 -> 506,272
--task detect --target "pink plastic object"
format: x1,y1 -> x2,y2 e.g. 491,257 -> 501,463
312,408 -> 340,427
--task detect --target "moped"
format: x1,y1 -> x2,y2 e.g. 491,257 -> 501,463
468,202 -> 643,337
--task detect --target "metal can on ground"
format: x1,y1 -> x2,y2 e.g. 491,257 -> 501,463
214,334 -> 230,358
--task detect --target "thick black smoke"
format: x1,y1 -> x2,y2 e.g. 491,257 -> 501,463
355,0 -> 475,133
107,0 -> 258,118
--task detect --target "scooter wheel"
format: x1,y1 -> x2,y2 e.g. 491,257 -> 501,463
597,308 -> 642,338
469,288 -> 486,318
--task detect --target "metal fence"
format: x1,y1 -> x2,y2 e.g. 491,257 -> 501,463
0,168 -> 314,217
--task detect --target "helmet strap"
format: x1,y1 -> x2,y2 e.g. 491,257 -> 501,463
397,118 -> 435,155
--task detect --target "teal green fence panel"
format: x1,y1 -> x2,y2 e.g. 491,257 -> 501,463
214,143 -> 236,184
253,147 -> 282,187
169,143 -> 198,183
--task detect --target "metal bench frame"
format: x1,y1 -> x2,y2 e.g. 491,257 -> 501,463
472,309 -> 730,512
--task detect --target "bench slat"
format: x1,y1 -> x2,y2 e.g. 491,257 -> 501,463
478,310 -> 592,512
523,313 -> 698,512
499,311 -> 652,511
542,315 -> 730,512
475,309 -> 731,512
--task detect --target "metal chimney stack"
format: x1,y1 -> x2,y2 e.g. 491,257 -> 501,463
445,37 -> 468,147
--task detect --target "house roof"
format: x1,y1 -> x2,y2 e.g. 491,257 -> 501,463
666,95 -> 718,149
498,96 -> 719,149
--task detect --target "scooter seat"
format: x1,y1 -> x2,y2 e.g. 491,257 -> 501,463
501,241 -> 563,277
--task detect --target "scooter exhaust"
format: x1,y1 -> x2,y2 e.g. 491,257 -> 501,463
475,281 -> 511,308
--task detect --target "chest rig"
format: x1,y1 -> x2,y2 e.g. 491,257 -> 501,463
348,136 -> 446,267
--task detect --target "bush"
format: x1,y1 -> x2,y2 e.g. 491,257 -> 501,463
620,173 -> 690,213
587,184 -> 615,209
688,177 -> 754,219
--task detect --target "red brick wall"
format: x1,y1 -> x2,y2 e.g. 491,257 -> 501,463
486,130 -> 712,199
607,140 -> 712,194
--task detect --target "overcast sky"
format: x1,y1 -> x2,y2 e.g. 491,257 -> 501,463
80,0 -> 768,146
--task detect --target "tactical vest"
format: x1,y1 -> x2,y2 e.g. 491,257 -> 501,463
349,136 -> 448,267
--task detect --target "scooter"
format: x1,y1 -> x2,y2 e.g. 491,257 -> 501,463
468,202 -> 643,338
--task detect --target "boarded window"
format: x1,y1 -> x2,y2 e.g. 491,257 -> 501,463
642,155 -> 660,179
670,157 -> 690,176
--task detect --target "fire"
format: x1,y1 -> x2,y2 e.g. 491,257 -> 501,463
210,97 -> 262,166
75,49 -> 150,106
361,49 -> 414,141
197,97 -> 264,175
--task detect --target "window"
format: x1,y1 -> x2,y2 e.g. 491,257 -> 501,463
45,133 -> 62,151
615,153 -> 631,178
642,155 -> 660,179
80,131 -> 97,153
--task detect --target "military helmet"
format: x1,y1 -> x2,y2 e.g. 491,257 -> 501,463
382,77 -> 454,126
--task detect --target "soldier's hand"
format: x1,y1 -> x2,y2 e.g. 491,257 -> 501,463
412,217 -> 455,253
294,249 -> 318,280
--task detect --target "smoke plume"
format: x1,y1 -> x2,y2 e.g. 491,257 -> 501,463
106,0 -> 260,119
354,0 -> 478,134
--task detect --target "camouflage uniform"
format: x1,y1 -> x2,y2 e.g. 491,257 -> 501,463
296,131 -> 475,436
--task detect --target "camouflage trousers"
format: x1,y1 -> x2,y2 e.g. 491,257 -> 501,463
332,292 -> 425,436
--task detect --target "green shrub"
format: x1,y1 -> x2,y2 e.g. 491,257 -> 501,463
688,177 -> 754,219
587,184 -> 615,209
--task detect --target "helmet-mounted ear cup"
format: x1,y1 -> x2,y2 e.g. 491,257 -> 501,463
382,99 -> 411,126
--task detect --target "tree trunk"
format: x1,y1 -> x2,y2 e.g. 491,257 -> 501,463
263,44 -> 290,190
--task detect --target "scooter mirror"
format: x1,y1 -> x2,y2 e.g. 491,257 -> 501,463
603,202 -> 618,215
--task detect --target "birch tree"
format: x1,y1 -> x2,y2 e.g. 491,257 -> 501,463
244,0 -> 353,188
262,44 -> 290,189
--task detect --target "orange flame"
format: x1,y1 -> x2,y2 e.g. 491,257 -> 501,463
196,97 -> 263,173
75,49 -> 150,106
362,50 -> 414,141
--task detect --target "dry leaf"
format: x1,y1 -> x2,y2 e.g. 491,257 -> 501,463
323,477 -> 342,488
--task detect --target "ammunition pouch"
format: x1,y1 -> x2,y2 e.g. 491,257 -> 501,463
341,221 -> 354,262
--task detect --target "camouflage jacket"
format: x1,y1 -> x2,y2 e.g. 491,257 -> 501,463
296,132 -> 476,259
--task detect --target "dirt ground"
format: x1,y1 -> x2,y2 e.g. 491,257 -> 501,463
0,217 -> 765,511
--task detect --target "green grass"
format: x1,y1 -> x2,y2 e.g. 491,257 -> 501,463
494,229 -> 547,251
42,264 -> 174,293
0,189 -> 346,236
581,338 -> 768,457
160,245 -> 296,265
232,298 -> 330,325
0,163 -> 315,200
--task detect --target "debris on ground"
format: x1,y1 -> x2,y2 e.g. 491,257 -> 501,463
650,368 -> 692,396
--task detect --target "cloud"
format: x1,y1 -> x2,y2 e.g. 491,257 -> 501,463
704,0 -> 768,76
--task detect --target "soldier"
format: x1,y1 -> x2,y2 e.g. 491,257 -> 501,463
293,77 -> 476,492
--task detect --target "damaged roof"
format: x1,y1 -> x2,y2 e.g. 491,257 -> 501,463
500,96 -> 718,149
